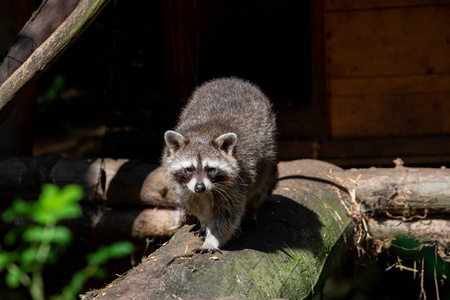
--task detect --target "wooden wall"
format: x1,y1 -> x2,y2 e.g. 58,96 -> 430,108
325,0 -> 450,138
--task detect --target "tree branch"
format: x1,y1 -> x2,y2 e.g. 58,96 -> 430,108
0,0 -> 109,119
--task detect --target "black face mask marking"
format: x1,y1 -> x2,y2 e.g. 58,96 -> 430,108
206,167 -> 227,183
172,156 -> 229,187
174,167 -> 194,183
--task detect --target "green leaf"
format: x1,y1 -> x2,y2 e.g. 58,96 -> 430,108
87,242 -> 134,266
93,267 -> 108,279
0,252 -> 13,271
55,205 -> 82,220
31,208 -> 55,225
22,226 -> 45,243
4,227 -> 21,246
11,199 -> 33,216
107,241 -> 134,258
46,249 -> 59,265
61,269 -> 88,299
6,266 -> 22,288
51,226 -> 73,245
87,247 -> 110,265
60,184 -> 84,204
2,209 -> 15,223
22,225 -> 72,246
32,184 -> 83,225
20,248 -> 38,269
3,199 -> 32,222
39,184 -> 59,207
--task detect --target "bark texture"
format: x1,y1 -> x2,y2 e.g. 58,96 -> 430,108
332,164 -> 450,259
0,154 -> 175,207
82,159 -> 355,300
0,0 -> 109,118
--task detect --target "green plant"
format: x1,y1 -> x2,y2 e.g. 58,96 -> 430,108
0,184 -> 134,300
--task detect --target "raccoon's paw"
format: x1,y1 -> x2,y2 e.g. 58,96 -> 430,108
192,247 -> 222,254
193,233 -> 222,254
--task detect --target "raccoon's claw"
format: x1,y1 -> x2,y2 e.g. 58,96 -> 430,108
193,229 -> 205,238
189,222 -> 204,237
192,248 -> 222,254
192,229 -> 205,237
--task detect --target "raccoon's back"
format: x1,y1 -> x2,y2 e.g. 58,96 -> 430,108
176,78 -> 276,146
175,77 -> 277,180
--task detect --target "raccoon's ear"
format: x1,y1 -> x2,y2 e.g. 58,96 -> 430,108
215,133 -> 237,155
164,130 -> 187,154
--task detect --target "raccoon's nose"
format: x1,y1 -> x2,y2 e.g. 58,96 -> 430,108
194,182 -> 206,193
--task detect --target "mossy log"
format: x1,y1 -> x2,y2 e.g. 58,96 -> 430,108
82,159 -> 355,300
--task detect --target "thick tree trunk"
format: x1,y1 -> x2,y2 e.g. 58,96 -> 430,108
82,159 -> 355,300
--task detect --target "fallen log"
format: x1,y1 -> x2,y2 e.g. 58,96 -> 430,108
82,159 -> 355,299
333,164 -> 450,217
0,154 -> 175,207
331,163 -> 450,259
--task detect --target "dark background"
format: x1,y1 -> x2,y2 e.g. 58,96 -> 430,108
32,0 -> 312,164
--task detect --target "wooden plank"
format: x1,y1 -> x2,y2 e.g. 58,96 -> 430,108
329,74 -> 450,96
326,156 -> 450,168
326,5 -> 450,78
278,137 -> 450,166
329,94 -> 450,137
310,0 -> 329,141
326,0 -> 450,11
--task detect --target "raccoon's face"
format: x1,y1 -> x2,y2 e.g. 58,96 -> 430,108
172,158 -> 230,193
164,130 -> 239,194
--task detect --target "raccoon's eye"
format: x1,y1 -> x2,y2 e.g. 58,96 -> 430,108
206,167 -> 217,175
183,167 -> 194,174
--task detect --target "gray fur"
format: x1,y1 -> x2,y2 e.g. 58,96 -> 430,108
162,77 -> 278,252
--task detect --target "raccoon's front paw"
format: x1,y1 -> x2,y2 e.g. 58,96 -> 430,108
192,247 -> 222,254
193,234 -> 222,254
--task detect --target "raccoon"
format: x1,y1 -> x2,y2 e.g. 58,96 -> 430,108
162,77 -> 278,253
